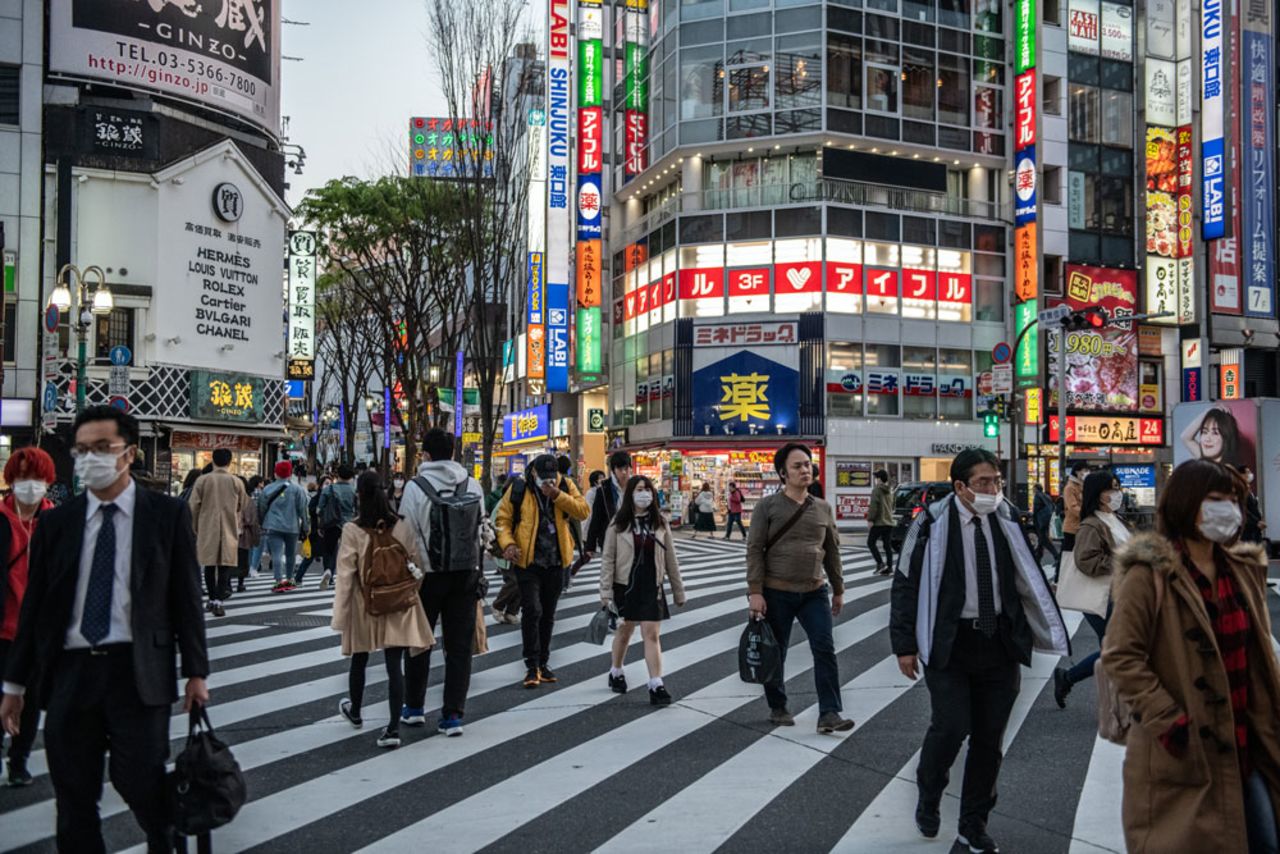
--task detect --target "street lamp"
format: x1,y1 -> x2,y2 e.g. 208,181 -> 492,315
49,264 -> 114,413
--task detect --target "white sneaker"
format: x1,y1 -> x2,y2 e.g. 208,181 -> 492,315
320,570 -> 331,591
376,728 -> 401,749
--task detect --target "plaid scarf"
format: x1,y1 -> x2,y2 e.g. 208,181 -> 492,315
1185,551 -> 1252,776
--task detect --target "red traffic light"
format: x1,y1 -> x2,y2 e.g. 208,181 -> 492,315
1086,309 -> 1107,328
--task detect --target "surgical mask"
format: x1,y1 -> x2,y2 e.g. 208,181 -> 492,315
74,449 -> 127,491
12,480 -> 47,505
394,478 -> 404,488
968,491 -> 1002,516
1198,500 -> 1242,543
633,490 -> 653,509
1107,492 -> 1124,512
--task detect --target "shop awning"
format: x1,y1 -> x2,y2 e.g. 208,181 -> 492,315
161,423 -> 289,442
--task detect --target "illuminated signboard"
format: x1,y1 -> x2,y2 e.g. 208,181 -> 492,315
503,404 -> 550,446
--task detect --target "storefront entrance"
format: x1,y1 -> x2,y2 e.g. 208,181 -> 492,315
170,431 -> 265,494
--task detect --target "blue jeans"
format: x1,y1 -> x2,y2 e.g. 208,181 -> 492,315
1246,770 -> 1279,854
724,512 -> 746,538
248,544 -> 263,574
264,530 -> 299,583
762,585 -> 842,714
1066,609 -> 1110,685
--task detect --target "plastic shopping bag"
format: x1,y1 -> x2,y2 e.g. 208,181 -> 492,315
738,617 -> 781,684
583,605 -> 614,645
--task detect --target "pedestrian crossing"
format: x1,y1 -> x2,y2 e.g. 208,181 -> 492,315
2,537 -> 1276,853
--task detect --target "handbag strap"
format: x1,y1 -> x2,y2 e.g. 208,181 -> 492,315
765,496 -> 813,552
187,705 -> 215,745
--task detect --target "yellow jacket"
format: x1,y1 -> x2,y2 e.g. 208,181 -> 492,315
495,476 -> 590,569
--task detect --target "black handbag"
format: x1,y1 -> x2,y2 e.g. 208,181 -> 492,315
168,706 -> 247,836
738,617 -> 782,684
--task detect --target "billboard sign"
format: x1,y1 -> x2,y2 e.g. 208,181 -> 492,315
1048,266 -> 1139,411
1241,30 -> 1274,317
1200,0 -> 1227,239
49,0 -> 281,136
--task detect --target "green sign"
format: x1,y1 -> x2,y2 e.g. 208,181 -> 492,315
625,44 -> 648,110
576,306 -> 603,372
1014,0 -> 1036,73
190,370 -> 265,423
587,408 -> 606,432
578,41 -> 603,107
3,251 -> 14,294
1015,301 -> 1039,384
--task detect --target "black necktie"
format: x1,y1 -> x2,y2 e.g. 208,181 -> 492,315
80,504 -> 118,645
973,516 -> 997,637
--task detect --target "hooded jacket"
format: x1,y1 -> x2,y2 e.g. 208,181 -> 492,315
890,494 -> 1070,668
1101,532 -> 1280,854
397,459 -> 487,573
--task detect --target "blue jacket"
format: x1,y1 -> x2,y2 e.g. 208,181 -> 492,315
257,479 -> 310,536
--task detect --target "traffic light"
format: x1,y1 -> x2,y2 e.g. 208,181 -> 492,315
983,410 -> 999,438
1066,307 -> 1109,330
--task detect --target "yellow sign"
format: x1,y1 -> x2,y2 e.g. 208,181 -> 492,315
719,372 -> 770,421
1024,387 -> 1041,425
462,432 -> 482,445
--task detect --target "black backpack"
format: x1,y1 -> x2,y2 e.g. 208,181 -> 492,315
412,474 -> 482,572
168,706 -> 247,836
508,476 -> 582,553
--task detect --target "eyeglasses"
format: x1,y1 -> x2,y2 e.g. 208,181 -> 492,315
967,476 -> 1001,491
70,442 -> 128,459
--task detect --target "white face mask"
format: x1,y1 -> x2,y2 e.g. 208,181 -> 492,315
1107,492 -> 1124,512
393,479 -> 404,488
12,480 -> 47,505
632,490 -> 654,509
968,491 -> 1002,516
1198,500 -> 1242,543
75,449 -> 128,491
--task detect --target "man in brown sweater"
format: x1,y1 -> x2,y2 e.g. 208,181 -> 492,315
746,442 -> 853,734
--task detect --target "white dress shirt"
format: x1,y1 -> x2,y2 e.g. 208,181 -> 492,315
956,499 -> 1002,620
65,478 -> 137,649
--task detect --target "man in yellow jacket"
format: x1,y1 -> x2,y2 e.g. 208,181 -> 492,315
496,454 -> 590,688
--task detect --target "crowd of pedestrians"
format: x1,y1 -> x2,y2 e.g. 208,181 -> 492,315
0,409 -> 1276,854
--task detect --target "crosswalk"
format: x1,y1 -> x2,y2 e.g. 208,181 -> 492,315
2,537 -> 1275,853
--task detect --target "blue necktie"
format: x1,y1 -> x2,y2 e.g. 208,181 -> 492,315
80,504 -> 118,645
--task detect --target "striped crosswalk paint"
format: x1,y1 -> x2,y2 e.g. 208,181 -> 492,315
4,538 -> 1268,853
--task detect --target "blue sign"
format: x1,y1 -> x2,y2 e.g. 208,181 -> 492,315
1181,366 -> 1203,402
992,341 -> 1013,364
286,380 -> 306,399
1202,138 -> 1226,239
509,453 -> 528,475
526,252 -> 544,326
692,350 -> 798,436
454,350 -> 465,438
503,405 -> 550,446
546,282 -> 570,392
1242,30 -> 1275,318
44,304 -> 59,334
108,345 -> 131,366
43,381 -> 57,413
1014,145 -> 1037,226
576,174 -> 603,240
1113,465 -> 1156,489
1200,0 -> 1226,239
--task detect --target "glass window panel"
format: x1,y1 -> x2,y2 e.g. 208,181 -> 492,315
902,47 -> 936,120
866,373 -> 901,415
903,346 -> 937,419
775,6 -> 823,29
776,206 -> 822,236
939,0 -> 970,28
1100,59 -> 1133,91
681,0 -> 724,21
680,45 -> 725,120
901,245 -> 937,319
730,0 -> 770,10
727,112 -> 773,138
1101,90 -> 1133,147
705,159 -> 732,208
727,12 -> 771,38
973,277 -> 1003,321
938,348 -> 972,418
732,160 -> 761,206
827,342 -> 864,417
974,85 -> 1001,129
727,37 -> 771,64
827,34 -> 863,110
776,108 -> 823,133
728,65 -> 770,112
1068,52 -> 1099,85
761,156 -> 788,205
790,152 -> 818,187
829,6 -> 864,32
726,209 -> 773,238
663,249 -> 678,323
681,19 -> 724,44
865,39 -> 899,63
776,38 -> 822,109
904,0 -> 935,21
973,0 -> 1001,31
1099,176 -> 1133,234
938,53 -> 970,125
1069,84 -> 1099,143
865,13 -> 900,39
866,63 -> 899,113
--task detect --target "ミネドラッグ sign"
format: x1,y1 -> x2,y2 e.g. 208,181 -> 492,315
190,370 -> 265,423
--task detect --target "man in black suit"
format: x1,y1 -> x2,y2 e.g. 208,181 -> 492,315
890,449 -> 1068,854
583,449 -> 632,557
1,405 -> 210,853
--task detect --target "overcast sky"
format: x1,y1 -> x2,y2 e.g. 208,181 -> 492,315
278,0 -> 449,208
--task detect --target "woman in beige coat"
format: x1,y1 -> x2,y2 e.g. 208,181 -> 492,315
332,471 -> 433,749
600,475 -> 686,705
1102,459 -> 1280,853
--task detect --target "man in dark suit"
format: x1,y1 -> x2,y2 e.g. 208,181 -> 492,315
1,405 -> 209,853
583,449 -> 632,556
890,449 -> 1068,854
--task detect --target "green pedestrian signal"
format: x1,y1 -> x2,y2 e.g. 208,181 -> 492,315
983,411 -> 999,439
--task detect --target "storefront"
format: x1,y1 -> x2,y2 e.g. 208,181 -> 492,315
165,369 -> 284,493
627,444 -> 824,528
169,431 -> 267,493
830,456 -> 917,529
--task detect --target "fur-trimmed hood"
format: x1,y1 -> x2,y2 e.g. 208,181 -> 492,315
1112,530 -> 1268,597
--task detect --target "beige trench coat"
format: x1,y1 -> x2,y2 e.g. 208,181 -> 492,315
1102,532 -> 1280,853
331,522 -> 434,656
188,469 -> 247,568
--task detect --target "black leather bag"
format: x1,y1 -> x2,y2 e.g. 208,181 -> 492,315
169,706 -> 247,836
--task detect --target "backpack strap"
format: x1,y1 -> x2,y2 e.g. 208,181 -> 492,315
509,478 -> 527,530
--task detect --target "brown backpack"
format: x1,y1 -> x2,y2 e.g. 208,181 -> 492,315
360,524 -> 420,617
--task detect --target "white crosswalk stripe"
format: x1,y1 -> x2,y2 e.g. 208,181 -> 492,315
4,537 -> 1257,853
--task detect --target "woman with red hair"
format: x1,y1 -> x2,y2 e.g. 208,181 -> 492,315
0,446 -> 55,786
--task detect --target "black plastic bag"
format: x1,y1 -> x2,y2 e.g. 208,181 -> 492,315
168,706 -> 247,836
584,605 -> 614,645
738,617 -> 781,684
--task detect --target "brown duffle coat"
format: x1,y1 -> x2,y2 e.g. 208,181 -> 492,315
188,469 -> 247,568
1102,532 -> 1280,853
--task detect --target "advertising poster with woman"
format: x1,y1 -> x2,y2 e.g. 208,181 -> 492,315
1173,400 -> 1258,471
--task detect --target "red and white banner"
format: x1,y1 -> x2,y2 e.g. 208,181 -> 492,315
678,267 -> 724,300
625,110 -> 648,176
865,268 -> 900,299
1015,69 -> 1037,150
728,267 -> 770,296
903,269 -> 937,301
577,107 -> 603,173
938,272 -> 973,304
775,261 -> 821,293
826,261 -> 863,293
